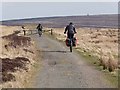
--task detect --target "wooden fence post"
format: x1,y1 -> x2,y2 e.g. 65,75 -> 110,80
23,30 -> 26,35
51,29 -> 53,35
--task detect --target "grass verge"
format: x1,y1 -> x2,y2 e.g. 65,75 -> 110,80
21,37 -> 43,88
75,47 -> 118,87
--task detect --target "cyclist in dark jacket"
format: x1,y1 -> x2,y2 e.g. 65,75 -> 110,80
37,24 -> 43,36
64,22 -> 77,39
37,24 -> 43,32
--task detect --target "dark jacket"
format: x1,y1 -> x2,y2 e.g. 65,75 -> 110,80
64,24 -> 76,34
37,24 -> 43,31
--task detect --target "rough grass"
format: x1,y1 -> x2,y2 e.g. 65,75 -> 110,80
1,32 -> 31,84
0,25 -> 38,88
74,47 -> 118,87
2,31 -> 31,47
1,57 -> 30,83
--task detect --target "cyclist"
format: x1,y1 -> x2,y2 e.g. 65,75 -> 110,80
37,23 -> 43,36
21,26 -> 26,35
64,22 -> 77,39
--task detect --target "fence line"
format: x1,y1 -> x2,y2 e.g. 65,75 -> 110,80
21,29 -> 53,35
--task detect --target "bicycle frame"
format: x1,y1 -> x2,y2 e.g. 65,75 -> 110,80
38,31 -> 42,37
69,35 -> 73,52
65,33 -> 76,52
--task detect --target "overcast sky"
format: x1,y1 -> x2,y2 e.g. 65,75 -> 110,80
1,2 -> 118,21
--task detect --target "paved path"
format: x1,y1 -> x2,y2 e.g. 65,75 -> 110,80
31,34 -> 114,88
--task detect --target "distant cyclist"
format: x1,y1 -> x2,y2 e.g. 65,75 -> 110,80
37,23 -> 43,37
21,26 -> 26,35
64,22 -> 77,39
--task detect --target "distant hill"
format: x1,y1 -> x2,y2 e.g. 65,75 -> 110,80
1,14 -> 118,28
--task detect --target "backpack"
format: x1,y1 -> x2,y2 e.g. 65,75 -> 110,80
37,25 -> 42,30
67,25 -> 75,34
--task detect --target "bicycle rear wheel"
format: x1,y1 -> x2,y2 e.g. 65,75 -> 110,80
70,40 -> 72,52
38,31 -> 42,37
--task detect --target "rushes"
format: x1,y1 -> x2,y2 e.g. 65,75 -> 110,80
99,51 -> 118,72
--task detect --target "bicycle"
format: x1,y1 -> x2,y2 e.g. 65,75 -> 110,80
69,36 -> 73,52
65,34 -> 77,52
38,30 -> 42,37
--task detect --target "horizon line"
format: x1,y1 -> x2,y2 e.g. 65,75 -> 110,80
1,13 -> 118,22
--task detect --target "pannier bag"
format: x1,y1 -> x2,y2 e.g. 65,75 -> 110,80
65,37 -> 77,47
